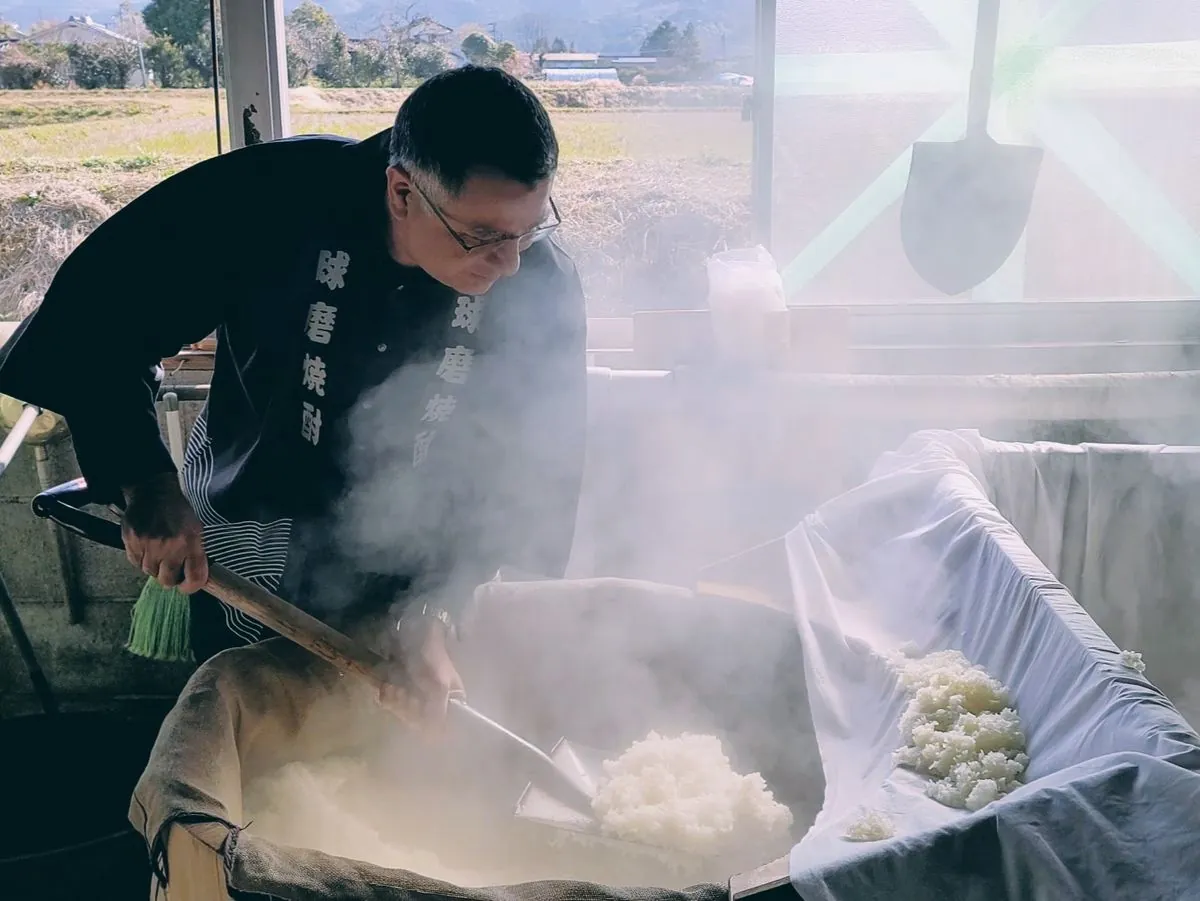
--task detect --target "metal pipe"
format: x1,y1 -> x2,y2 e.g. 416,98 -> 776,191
0,403 -> 87,622
0,404 -> 39,479
165,384 -> 211,403
208,0 -> 223,154
163,392 -> 186,470
33,445 -> 86,625
0,566 -> 57,715
0,402 -> 58,715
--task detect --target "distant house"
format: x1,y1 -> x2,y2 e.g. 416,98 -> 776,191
540,52 -> 599,69
543,67 -> 619,83
24,15 -> 149,86
409,17 -> 453,46
0,24 -> 25,49
535,50 -> 654,83
25,15 -> 133,47
599,55 -> 657,70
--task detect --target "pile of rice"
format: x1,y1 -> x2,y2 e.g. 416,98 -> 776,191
892,650 -> 1029,812
592,731 -> 793,855
842,809 -> 896,842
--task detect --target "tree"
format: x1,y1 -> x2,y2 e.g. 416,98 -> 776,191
372,5 -> 453,86
549,37 -> 567,52
677,22 -> 702,68
461,31 -> 493,65
174,17 -> 220,87
347,39 -> 388,86
67,41 -> 136,88
639,19 -> 705,76
110,1 -> 151,86
142,0 -> 208,49
640,20 -> 681,56
405,42 -> 449,80
113,0 -> 152,43
285,0 -> 351,85
284,42 -> 306,85
141,0 -> 220,86
0,45 -> 65,88
145,36 -> 192,86
461,32 -> 517,68
493,41 -> 517,64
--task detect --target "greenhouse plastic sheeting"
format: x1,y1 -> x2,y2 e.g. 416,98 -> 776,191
785,429 -> 1200,901
129,577 -> 818,901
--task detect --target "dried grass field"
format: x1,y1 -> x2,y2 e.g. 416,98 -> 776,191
0,84 -> 753,318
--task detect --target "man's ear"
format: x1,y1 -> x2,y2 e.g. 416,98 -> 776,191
386,166 -> 412,221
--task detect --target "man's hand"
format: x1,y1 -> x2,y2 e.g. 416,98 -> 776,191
120,472 -> 208,593
378,613 -> 464,735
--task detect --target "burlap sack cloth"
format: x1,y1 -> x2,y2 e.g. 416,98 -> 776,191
130,577 -> 821,900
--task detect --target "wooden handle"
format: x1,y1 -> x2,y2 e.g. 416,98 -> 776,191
30,480 -> 394,691
966,0 -> 1002,138
206,563 -> 391,691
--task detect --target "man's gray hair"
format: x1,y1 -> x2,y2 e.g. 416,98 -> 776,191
388,65 -> 558,196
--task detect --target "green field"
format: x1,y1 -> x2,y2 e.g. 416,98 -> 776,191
0,85 -> 753,317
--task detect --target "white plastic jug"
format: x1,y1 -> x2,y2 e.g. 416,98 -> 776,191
705,245 -> 787,365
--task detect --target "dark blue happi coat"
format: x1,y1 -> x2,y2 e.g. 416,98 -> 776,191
0,129 -> 587,636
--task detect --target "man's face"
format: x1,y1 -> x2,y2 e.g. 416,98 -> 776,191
386,167 -> 557,296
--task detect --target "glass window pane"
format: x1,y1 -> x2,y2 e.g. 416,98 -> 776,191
772,0 -> 1200,306
1,10 -> 228,324
284,4 -> 755,316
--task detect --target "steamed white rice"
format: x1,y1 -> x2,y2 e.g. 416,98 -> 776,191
592,731 -> 793,855
892,650 -> 1029,811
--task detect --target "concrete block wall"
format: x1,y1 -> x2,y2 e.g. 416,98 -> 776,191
0,426 -> 193,716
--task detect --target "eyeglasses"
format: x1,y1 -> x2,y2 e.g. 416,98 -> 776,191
411,180 -> 561,253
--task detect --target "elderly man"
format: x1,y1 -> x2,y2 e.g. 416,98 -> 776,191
0,66 -> 587,726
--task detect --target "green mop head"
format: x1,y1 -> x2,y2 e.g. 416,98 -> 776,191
125,577 -> 194,663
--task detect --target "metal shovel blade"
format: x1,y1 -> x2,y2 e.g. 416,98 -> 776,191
448,697 -> 599,817
514,738 -> 605,833
514,739 -> 702,868
900,135 -> 1044,296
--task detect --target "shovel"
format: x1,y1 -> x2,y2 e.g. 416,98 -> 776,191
900,0 -> 1043,296
30,478 -> 612,832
